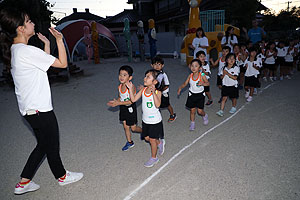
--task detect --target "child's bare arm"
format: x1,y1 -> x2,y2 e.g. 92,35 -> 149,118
202,75 -> 209,86
126,82 -> 142,102
150,85 -> 162,108
177,75 -> 190,95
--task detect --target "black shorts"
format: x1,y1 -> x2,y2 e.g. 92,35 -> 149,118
276,57 -> 285,66
119,103 -> 137,126
204,86 -> 210,92
221,86 -> 239,99
244,76 -> 259,88
264,63 -> 276,71
185,91 -> 205,109
217,75 -> 222,86
142,121 -> 164,139
285,61 -> 293,67
239,65 -> 246,73
160,92 -> 170,108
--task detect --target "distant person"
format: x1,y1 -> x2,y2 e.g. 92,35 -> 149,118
151,56 -> 177,122
221,26 -> 238,52
0,9 -> 83,195
263,42 -> 277,82
284,40 -> 298,78
276,41 -> 288,80
216,53 -> 240,117
107,65 -> 142,151
210,46 -> 231,103
126,69 -> 165,167
190,27 -> 209,59
243,19 -> 266,44
196,51 -> 213,106
177,59 -> 209,131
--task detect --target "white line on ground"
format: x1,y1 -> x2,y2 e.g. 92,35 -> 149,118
123,83 -> 275,200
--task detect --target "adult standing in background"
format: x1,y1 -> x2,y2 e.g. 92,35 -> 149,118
0,8 -> 83,195
243,19 -> 266,44
190,27 -> 209,59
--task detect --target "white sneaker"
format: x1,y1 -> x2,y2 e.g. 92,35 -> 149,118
269,77 -> 273,82
273,76 -> 277,81
58,171 -> 83,186
245,90 -> 250,98
280,76 -> 283,81
285,75 -> 291,80
247,96 -> 253,102
14,181 -> 40,195
263,77 -> 267,82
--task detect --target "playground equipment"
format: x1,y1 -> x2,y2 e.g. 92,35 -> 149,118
181,0 -> 240,65
91,21 -> 100,64
83,26 -> 93,63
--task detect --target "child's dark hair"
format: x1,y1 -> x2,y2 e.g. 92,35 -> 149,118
222,45 -> 231,52
145,69 -> 164,90
233,44 -> 240,50
190,59 -> 202,66
196,27 -> 206,38
224,53 -> 237,68
0,8 -> 27,68
248,47 -> 258,61
195,50 -> 206,58
151,56 -> 164,65
119,65 -> 133,76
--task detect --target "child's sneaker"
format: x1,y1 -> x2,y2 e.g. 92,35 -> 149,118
158,139 -> 165,155
168,113 -> 177,123
122,141 -> 134,151
245,90 -> 250,98
144,157 -> 159,167
269,77 -> 273,82
216,110 -> 224,117
280,76 -> 283,81
58,171 -> 83,186
14,181 -> 40,195
229,107 -> 237,114
189,121 -> 195,131
273,76 -> 277,81
253,88 -> 258,95
285,75 -> 291,80
202,114 -> 209,125
263,77 -> 267,82
247,96 -> 253,102
205,100 -> 213,106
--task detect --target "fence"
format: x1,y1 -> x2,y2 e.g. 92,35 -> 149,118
200,10 -> 225,32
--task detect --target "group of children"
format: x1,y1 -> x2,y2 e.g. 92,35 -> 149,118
107,37 -> 299,168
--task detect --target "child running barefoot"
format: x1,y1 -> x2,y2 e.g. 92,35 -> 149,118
216,53 -> 240,117
126,69 -> 165,167
177,59 -> 209,131
151,56 -> 176,122
196,51 -> 213,106
210,46 -> 231,103
244,47 -> 261,102
107,65 -> 142,151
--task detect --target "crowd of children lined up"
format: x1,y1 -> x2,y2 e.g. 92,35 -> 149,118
107,27 -> 299,168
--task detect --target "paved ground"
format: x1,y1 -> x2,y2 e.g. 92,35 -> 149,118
0,58 -> 299,200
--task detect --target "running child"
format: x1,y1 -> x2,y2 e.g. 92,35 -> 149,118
276,41 -> 287,80
151,56 -> 176,122
216,53 -> 240,117
244,47 -> 261,102
210,46 -> 231,103
126,69 -> 165,167
284,40 -> 298,78
196,50 -> 213,106
107,65 -> 142,151
177,59 -> 209,131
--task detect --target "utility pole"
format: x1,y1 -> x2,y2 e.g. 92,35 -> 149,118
286,1 -> 292,12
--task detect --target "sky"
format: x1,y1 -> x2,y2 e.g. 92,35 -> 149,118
48,0 -> 300,20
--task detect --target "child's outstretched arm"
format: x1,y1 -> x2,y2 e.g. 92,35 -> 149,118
126,81 -> 142,102
177,75 -> 190,95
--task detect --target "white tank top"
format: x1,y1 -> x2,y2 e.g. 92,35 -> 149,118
285,48 -> 294,62
142,88 -> 162,124
189,73 -> 205,94
218,57 -> 226,75
119,84 -> 130,102
264,50 -> 275,64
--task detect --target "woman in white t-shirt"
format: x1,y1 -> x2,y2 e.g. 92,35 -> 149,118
189,27 -> 209,59
221,26 -> 238,53
0,9 -> 83,195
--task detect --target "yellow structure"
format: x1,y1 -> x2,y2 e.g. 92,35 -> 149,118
181,0 -> 240,65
